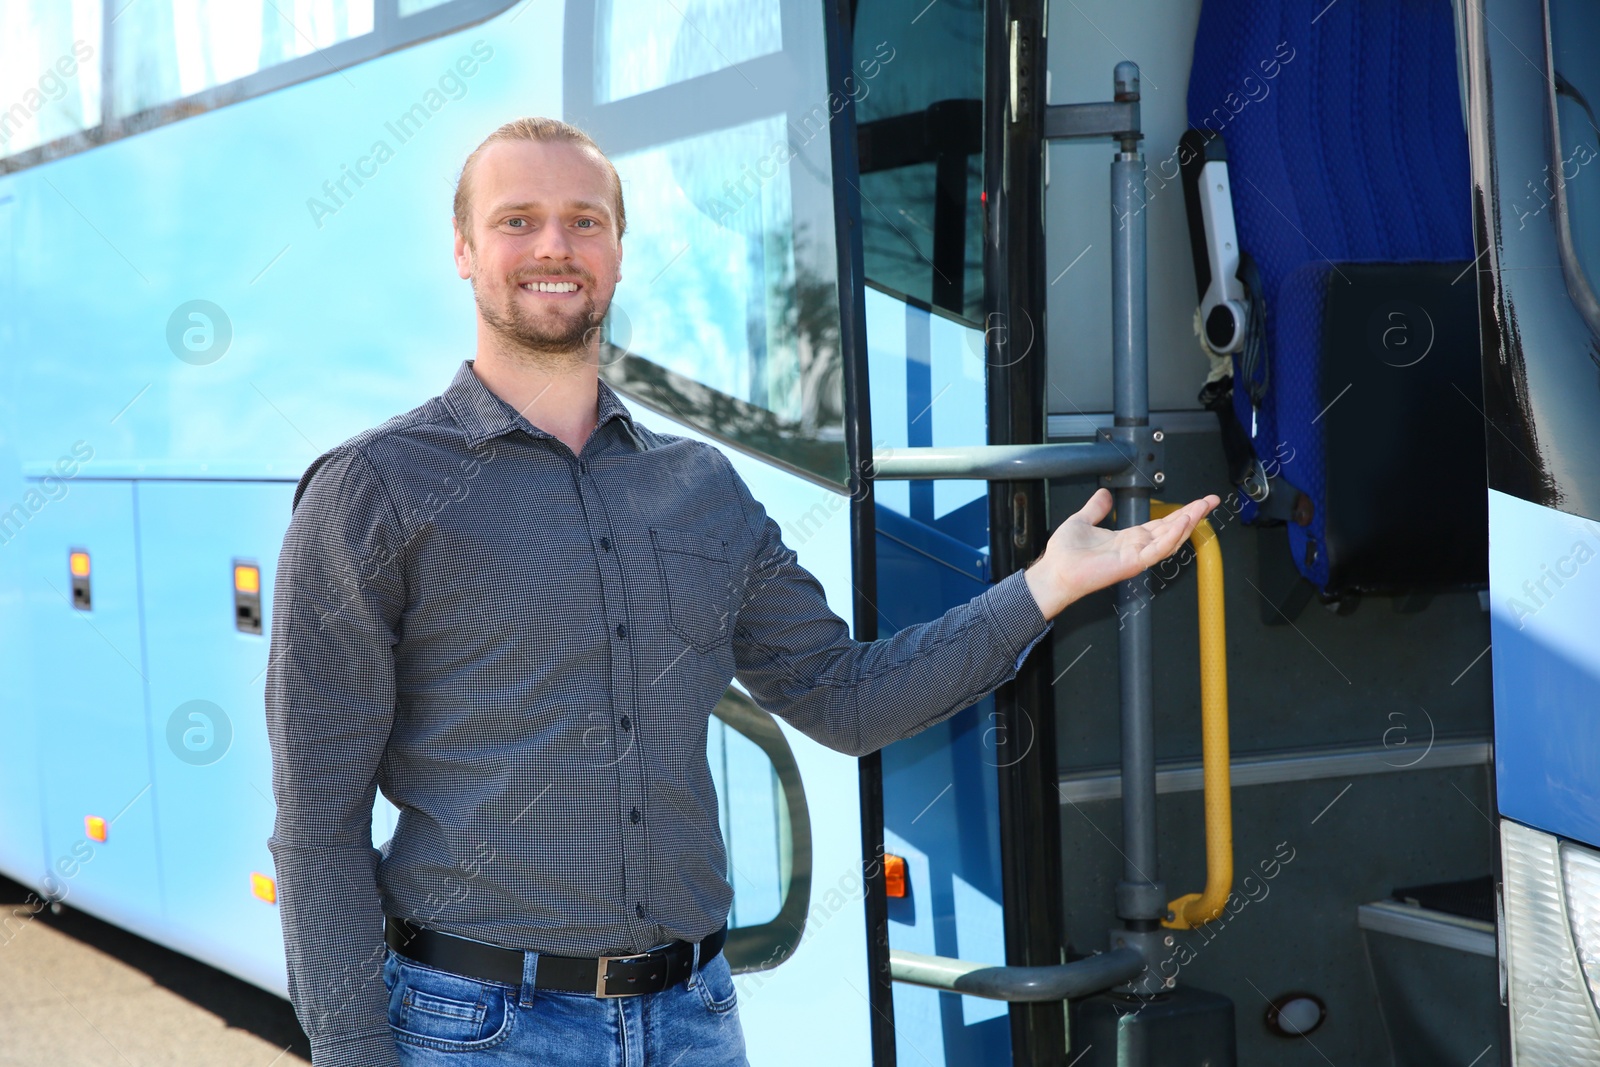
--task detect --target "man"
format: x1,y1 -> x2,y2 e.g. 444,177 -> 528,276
265,117 -> 1218,1067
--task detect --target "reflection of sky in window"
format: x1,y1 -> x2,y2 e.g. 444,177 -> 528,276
113,0 -> 374,115
597,0 -> 781,104
611,114 -> 801,421
708,719 -> 784,927
0,0 -> 101,155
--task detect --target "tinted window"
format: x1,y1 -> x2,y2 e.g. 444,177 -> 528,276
853,0 -> 984,324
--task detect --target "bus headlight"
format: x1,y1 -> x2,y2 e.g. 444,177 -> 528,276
1502,819 -> 1600,1061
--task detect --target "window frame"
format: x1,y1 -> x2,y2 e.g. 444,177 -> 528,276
1,0 -> 519,174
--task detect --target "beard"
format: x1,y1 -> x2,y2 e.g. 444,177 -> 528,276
472,268 -> 609,367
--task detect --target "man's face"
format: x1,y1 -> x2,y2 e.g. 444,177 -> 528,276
454,139 -> 623,362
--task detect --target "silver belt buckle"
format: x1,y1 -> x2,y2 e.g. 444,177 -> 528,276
595,952 -> 655,998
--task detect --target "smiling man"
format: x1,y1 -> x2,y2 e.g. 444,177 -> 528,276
264,117 -> 1218,1067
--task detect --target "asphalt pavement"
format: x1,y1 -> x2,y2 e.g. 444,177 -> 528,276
0,874 -> 311,1066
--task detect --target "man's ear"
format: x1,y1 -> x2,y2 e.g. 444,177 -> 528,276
615,238 -> 623,285
453,216 -> 473,280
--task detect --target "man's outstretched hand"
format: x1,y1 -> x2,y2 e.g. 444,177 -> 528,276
1023,488 -> 1222,620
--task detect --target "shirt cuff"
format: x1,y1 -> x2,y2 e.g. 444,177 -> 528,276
978,568 -> 1053,670
1014,624 -> 1054,671
309,1029 -> 402,1067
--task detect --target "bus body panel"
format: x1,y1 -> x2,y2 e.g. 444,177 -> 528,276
1489,488 -> 1600,846
25,480 -> 163,930
623,400 -> 873,1067
0,0 -> 879,1058
137,479 -> 294,993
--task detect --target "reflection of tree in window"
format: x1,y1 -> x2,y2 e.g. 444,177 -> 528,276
601,114 -> 846,485
581,1 -> 846,484
597,0 -> 782,105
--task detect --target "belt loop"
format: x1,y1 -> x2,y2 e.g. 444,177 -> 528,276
687,939 -> 701,991
519,948 -> 540,1008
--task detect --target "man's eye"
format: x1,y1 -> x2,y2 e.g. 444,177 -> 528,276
505,218 -> 526,228
575,218 -> 595,229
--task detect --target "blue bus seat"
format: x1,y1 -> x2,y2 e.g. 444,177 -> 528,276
1182,0 -> 1488,595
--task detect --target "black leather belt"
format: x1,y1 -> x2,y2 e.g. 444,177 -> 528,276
384,916 -> 727,997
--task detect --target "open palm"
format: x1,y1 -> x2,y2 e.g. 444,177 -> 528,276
1025,487 -> 1221,619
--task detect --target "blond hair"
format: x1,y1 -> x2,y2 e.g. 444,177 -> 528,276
454,117 -> 626,243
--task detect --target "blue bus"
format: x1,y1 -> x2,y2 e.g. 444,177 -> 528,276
3,0 -> 1586,1064
1476,0 -> 1600,1064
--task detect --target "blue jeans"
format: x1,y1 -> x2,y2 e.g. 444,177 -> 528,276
381,941 -> 750,1066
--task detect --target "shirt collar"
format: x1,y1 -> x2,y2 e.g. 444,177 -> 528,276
442,359 -> 640,450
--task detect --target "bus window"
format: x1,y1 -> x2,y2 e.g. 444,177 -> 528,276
3,0 -> 525,170
0,2 -> 102,158
595,0 -> 782,105
570,4 -> 848,486
1549,0 -> 1600,338
111,0 -> 375,118
853,0 -> 983,324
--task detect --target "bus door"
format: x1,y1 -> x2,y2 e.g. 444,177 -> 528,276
563,3 -> 879,1064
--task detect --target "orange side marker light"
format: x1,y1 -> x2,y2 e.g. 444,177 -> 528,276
251,872 -> 277,905
234,563 -> 260,594
884,853 -> 908,898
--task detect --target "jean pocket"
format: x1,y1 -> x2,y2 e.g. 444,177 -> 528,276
651,527 -> 736,652
695,952 -> 739,1015
386,949 -> 517,1052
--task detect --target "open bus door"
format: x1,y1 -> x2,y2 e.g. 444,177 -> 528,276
558,4 -> 886,1064
570,2 -> 1209,1063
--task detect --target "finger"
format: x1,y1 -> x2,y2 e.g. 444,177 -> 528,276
1072,486 -> 1114,526
1137,515 -> 1190,563
1139,504 -> 1200,541
1148,496 -> 1217,540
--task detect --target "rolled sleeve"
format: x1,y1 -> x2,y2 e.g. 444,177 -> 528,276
265,447 -> 407,1067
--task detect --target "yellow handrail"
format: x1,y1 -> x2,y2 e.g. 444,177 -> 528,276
1150,500 -> 1233,930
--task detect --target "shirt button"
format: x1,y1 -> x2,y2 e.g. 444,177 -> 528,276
620,715 -> 631,731
635,903 -> 645,919
600,536 -> 612,551
615,623 -> 627,639
630,806 -> 641,824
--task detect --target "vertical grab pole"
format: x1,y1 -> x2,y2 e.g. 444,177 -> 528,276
1109,62 -> 1168,986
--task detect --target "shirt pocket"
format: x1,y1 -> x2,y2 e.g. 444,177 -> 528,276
650,527 -> 735,653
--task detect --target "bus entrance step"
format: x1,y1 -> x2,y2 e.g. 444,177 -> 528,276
1390,874 -> 1493,923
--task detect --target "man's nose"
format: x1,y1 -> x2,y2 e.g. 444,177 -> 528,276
526,216 -> 575,260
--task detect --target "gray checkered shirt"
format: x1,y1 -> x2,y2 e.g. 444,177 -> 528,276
265,359 -> 1051,1065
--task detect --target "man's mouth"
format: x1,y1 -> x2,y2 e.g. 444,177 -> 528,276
517,279 -> 583,296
